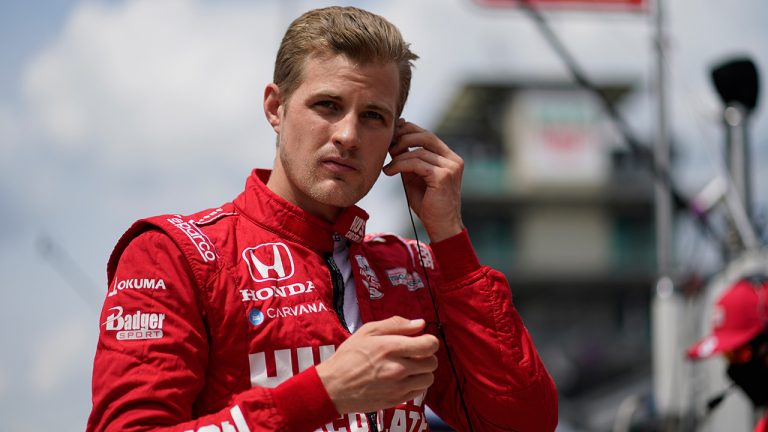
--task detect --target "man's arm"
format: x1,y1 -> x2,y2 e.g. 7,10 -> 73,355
87,230 -> 339,432
427,231 -> 558,431
384,122 -> 558,431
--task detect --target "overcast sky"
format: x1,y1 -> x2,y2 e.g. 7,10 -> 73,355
0,0 -> 766,430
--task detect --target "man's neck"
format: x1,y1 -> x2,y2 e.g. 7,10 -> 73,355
265,166 -> 343,223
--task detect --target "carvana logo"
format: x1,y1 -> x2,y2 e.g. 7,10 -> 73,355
248,307 -> 265,326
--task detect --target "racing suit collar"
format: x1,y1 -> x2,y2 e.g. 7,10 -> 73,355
233,169 -> 369,253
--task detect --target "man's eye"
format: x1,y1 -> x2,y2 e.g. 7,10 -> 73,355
363,111 -> 384,121
316,100 -> 337,110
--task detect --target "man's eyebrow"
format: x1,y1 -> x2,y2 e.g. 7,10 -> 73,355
314,92 -> 343,101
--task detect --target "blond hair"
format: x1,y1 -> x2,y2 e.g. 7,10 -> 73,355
273,6 -> 418,116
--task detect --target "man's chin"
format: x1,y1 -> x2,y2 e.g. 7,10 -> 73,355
313,181 -> 366,209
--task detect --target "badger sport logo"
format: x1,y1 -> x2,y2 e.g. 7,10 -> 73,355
102,306 -> 165,341
242,243 -> 295,282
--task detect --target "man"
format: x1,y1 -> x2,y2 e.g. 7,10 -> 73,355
87,6 -> 558,432
687,276 -> 768,432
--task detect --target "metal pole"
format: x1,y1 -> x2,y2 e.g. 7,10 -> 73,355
651,0 -> 684,428
724,104 -> 750,212
653,0 -> 671,278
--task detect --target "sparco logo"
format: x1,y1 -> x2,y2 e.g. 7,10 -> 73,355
168,216 -> 217,262
103,306 -> 166,341
108,278 -> 167,297
242,243 -> 294,282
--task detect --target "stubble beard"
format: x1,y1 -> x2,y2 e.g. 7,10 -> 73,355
278,144 -> 367,210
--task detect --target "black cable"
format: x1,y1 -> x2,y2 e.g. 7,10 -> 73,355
400,177 -> 475,432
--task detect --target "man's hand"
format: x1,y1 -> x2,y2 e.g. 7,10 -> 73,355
315,316 -> 439,415
383,120 -> 465,243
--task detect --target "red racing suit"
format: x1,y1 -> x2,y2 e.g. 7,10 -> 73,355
87,169 -> 558,432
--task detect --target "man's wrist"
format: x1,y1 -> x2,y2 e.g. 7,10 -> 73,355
430,229 -> 482,282
268,366 -> 339,430
426,221 -> 464,244
315,360 -> 349,415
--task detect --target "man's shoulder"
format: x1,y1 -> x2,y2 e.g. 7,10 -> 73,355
108,203 -> 239,281
144,203 -> 239,230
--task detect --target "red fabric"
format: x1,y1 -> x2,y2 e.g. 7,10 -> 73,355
87,169 -> 558,431
756,412 -> 768,432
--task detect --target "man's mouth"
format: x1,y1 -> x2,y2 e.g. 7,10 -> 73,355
321,156 -> 357,173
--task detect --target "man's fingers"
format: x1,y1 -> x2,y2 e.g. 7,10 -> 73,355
391,122 -> 458,161
387,147 -> 444,167
378,354 -> 439,381
383,149 -> 460,180
363,316 -> 426,336
378,333 -> 439,358
400,372 -> 436,394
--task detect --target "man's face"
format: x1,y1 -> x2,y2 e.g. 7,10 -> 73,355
265,54 -> 399,221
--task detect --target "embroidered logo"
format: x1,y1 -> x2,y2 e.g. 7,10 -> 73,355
386,268 -> 425,291
355,255 -> 383,299
345,216 -> 366,243
242,243 -> 295,282
168,216 -> 217,262
248,307 -> 265,326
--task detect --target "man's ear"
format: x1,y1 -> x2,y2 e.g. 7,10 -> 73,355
264,83 -> 283,134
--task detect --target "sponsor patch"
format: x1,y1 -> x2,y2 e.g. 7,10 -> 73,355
266,301 -> 328,319
387,267 -> 409,286
319,413 -> 372,432
386,268 -> 425,291
248,307 -> 265,326
413,242 -> 434,270
103,306 -> 165,341
250,344 -> 336,388
355,255 -> 383,299
408,272 -> 425,291
168,216 -> 217,262
239,281 -> 315,302
345,216 -> 366,243
242,243 -> 295,282
108,278 -> 166,297
247,344 -> 423,432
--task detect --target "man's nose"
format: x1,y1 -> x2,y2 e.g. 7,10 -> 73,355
332,113 -> 361,149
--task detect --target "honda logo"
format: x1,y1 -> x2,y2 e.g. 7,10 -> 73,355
242,243 -> 295,282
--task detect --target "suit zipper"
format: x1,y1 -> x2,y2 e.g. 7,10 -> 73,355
366,412 -> 380,432
324,254 -> 349,332
323,254 -> 379,432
